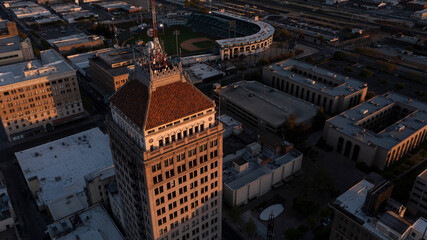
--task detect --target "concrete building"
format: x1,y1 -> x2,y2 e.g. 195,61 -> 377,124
213,80 -> 318,134
0,21 -> 34,66
187,11 -> 274,60
324,92 -> 427,170
218,114 -> 242,138
67,48 -> 114,77
106,40 -> 223,240
47,34 -> 105,56
0,49 -> 84,141
0,184 -> 15,233
47,204 -> 124,240
108,181 -> 125,230
10,5 -> 50,19
15,128 -> 114,220
413,9 -> 427,20
84,165 -> 116,207
95,1 -> 143,14
330,179 -> 427,240
223,140 -> 302,206
50,3 -> 82,14
88,48 -> 143,96
262,59 -> 368,114
61,10 -> 98,23
185,63 -> 225,84
407,169 -> 427,218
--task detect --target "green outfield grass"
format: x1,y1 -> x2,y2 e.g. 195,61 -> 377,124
124,25 -> 217,55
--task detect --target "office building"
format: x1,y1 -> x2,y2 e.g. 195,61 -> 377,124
223,140 -> 302,206
47,204 -> 124,240
262,59 -> 368,113
213,80 -> 318,134
330,179 -> 427,240
0,21 -> 34,66
84,165 -> 116,207
15,128 -> 113,220
106,38 -> 223,240
0,49 -> 84,141
324,92 -> 427,170
407,169 -> 427,218
47,34 -> 105,56
88,48 -> 143,95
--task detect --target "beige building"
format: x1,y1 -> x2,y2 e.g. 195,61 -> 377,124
89,48 -> 143,95
223,141 -> 302,206
407,169 -> 427,218
330,179 -> 427,240
0,21 -> 34,66
324,92 -> 427,170
47,34 -> 105,56
213,80 -> 317,134
0,49 -> 85,141
106,48 -> 223,240
84,165 -> 116,207
262,59 -> 368,114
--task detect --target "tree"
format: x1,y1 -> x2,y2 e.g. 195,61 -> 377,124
333,51 -> 345,60
359,68 -> 373,78
243,219 -> 257,238
312,107 -> 328,130
229,205 -> 241,223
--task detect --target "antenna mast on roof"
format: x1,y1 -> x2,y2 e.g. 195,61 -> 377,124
151,0 -> 158,40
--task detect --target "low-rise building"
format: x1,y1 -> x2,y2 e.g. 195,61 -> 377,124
330,179 -> 427,240
50,3 -> 82,14
262,59 -> 368,113
324,92 -> 427,170
47,34 -> 105,56
185,63 -> 225,84
0,21 -> 34,66
84,165 -> 115,207
11,5 -> 51,19
61,10 -> 98,23
0,184 -> 15,233
95,1 -> 143,14
0,49 -> 84,141
218,114 -> 242,138
223,140 -> 302,206
108,182 -> 125,230
213,80 -> 318,134
412,9 -> 427,20
67,48 -> 114,77
88,47 -> 142,95
47,204 -> 124,240
407,169 -> 427,218
15,128 -> 114,220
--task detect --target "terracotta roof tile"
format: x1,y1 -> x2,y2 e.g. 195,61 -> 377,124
110,80 -> 215,131
145,81 -> 214,130
110,79 -> 149,129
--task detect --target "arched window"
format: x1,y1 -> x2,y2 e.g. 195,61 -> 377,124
344,140 -> 352,157
352,145 -> 360,161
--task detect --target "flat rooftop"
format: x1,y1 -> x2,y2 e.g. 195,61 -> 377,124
214,11 -> 274,46
186,63 -> 224,83
0,49 -> 75,86
48,204 -> 124,240
47,34 -> 104,48
417,168 -> 427,181
327,92 -> 427,150
51,3 -> 82,13
0,35 -> 22,53
96,47 -> 143,65
223,142 -> 302,190
67,48 -> 114,75
267,59 -> 367,97
216,80 -> 318,126
15,128 -> 113,206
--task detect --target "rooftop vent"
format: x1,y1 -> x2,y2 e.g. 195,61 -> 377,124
305,79 -> 315,85
360,109 -> 368,114
395,124 -> 405,131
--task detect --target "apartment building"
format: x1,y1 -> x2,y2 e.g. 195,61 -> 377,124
262,59 -> 368,113
0,49 -> 84,141
106,42 -> 223,239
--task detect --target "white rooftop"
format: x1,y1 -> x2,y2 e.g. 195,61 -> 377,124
216,80 -> 318,126
48,204 -> 124,240
267,59 -> 367,97
214,11 -> 274,47
47,34 -> 104,48
15,128 -> 113,207
0,49 -> 75,86
327,92 -> 427,150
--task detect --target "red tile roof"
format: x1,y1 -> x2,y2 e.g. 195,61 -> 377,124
110,80 -> 215,131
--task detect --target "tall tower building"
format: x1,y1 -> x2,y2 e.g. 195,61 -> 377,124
106,42 -> 223,240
